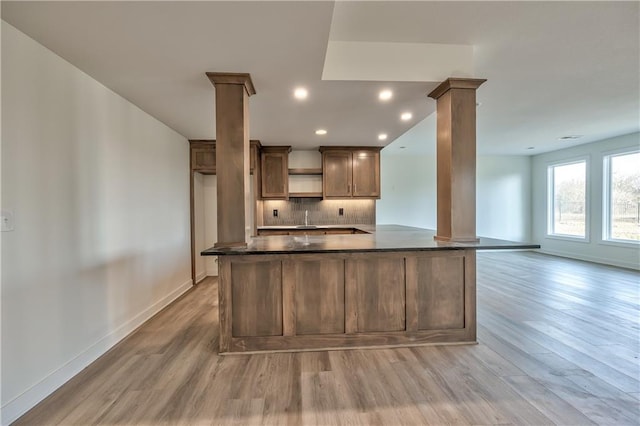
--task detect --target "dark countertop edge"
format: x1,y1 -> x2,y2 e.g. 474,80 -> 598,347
200,225 -> 540,256
202,244 -> 540,256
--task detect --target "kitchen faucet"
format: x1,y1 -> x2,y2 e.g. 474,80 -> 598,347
304,210 -> 309,226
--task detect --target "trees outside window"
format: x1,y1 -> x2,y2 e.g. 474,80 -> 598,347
604,151 -> 640,242
548,160 -> 587,238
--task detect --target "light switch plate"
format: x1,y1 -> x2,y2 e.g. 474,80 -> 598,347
1,209 -> 15,232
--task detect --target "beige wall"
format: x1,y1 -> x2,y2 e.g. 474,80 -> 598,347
1,22 -> 192,424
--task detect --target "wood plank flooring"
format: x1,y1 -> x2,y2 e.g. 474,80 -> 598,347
13,251 -> 640,425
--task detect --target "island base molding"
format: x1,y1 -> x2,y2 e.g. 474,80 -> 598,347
217,249 -> 476,354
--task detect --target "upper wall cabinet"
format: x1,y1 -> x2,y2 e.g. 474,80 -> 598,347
261,146 -> 291,199
190,140 -> 216,174
320,147 -> 381,199
189,140 -> 261,175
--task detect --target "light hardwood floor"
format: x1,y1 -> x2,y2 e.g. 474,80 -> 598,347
13,251 -> 640,425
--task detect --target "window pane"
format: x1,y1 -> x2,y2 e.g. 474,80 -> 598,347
552,162 -> 586,237
610,152 -> 640,241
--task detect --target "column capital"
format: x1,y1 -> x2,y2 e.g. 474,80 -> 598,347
206,72 -> 256,96
428,78 -> 486,100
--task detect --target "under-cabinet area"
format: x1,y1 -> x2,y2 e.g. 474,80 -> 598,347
257,227 -> 370,236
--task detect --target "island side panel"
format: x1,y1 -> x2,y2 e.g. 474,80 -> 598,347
464,250 -> 477,341
404,256 -> 419,332
218,258 -> 233,353
286,258 -> 345,335
218,249 -> 477,354
231,258 -> 283,337
346,256 -> 406,332
417,252 -> 466,330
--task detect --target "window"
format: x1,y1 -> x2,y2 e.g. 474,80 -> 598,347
603,150 -> 640,243
547,160 -> 587,238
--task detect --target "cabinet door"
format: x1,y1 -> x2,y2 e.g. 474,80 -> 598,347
352,150 -> 380,198
261,151 -> 289,199
191,147 -> 216,173
346,257 -> 406,332
323,151 -> 352,198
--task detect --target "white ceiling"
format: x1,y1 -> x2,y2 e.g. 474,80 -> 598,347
2,1 -> 639,155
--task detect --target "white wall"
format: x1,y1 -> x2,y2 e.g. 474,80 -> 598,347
203,175 -> 218,276
377,153 -> 532,242
532,132 -> 640,269
193,173 -> 206,282
377,153 -> 437,230
193,174 -> 218,279
0,16 -> 4,424
1,22 -> 192,425
477,157 -> 532,242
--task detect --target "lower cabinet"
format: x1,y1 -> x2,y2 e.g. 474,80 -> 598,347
218,250 -> 475,353
230,260 -> 283,337
346,257 -> 406,333
287,259 -> 345,335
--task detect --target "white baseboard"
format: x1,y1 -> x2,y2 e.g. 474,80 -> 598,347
537,248 -> 640,270
1,278 -> 193,426
195,271 -> 207,284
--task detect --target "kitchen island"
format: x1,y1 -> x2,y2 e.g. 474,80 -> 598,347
202,225 -> 538,354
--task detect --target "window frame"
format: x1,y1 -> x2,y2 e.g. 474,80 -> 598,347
602,147 -> 640,245
546,156 -> 590,242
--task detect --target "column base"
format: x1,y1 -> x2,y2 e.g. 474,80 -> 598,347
214,241 -> 248,249
434,235 -> 480,243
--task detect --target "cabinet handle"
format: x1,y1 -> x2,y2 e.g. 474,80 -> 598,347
354,183 -> 357,194
348,184 -> 351,194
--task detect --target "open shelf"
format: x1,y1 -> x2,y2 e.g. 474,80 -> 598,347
289,192 -> 323,198
288,168 -> 322,175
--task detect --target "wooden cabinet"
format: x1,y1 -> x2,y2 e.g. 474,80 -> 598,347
352,150 -> 380,197
261,146 -> 291,199
216,249 -> 476,353
320,147 -> 381,199
190,140 -> 216,173
189,139 -> 261,175
322,150 -> 352,197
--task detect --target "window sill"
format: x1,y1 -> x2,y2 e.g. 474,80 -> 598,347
545,234 -> 590,243
599,239 -> 640,248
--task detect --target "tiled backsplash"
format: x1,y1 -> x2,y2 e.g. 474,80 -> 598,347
263,198 -> 375,226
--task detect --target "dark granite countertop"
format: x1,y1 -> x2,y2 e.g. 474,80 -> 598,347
201,225 -> 540,256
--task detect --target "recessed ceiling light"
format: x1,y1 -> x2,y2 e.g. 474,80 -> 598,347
401,112 -> 413,121
294,87 -> 308,100
399,146 -> 406,149
558,135 -> 583,140
527,147 -> 535,150
379,90 -> 393,101
378,133 -> 388,141
315,129 -> 327,135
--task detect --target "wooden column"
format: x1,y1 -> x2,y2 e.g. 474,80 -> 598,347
428,78 -> 486,242
206,72 -> 256,248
